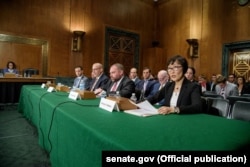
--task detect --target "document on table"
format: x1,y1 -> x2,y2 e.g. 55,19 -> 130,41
124,100 -> 159,117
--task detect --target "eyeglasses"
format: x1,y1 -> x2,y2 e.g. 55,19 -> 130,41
167,66 -> 182,72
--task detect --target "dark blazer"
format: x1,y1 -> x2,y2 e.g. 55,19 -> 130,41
103,76 -> 135,98
89,73 -> 109,91
136,79 -> 157,99
147,78 -> 202,114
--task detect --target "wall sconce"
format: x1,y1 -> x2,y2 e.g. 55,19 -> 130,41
72,31 -> 85,52
186,39 -> 199,58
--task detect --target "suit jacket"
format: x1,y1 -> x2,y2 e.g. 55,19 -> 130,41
103,76 -> 135,98
215,82 -> 238,98
3,68 -> 18,74
73,75 -> 90,89
148,78 -> 202,114
136,79 -> 157,99
133,77 -> 141,87
89,73 -> 109,91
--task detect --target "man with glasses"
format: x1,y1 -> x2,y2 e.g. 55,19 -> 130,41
89,63 -> 109,91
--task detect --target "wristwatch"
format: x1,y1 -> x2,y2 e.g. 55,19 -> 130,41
174,107 -> 180,114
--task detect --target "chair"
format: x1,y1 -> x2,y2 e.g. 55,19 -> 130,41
242,94 -> 250,97
227,96 -> 250,106
207,97 -> 230,118
23,68 -> 39,77
231,101 -> 250,121
202,91 -> 224,99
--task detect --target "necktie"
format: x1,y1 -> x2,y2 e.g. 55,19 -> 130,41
159,84 -> 163,90
111,82 -> 118,91
91,78 -> 98,91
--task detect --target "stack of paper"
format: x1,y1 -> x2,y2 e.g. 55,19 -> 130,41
124,100 -> 159,117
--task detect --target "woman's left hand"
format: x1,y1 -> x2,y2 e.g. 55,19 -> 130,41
158,106 -> 175,115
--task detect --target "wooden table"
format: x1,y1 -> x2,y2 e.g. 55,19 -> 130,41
0,77 -> 56,104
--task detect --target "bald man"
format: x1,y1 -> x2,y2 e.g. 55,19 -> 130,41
89,63 -> 109,91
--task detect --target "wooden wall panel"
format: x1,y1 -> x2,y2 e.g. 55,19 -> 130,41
0,41 -> 41,74
0,0 -> 250,79
157,0 -> 250,80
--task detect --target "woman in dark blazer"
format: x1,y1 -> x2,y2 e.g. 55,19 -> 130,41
148,55 -> 202,114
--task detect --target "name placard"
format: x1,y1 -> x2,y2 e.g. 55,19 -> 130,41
68,91 -> 80,100
47,86 -> 55,92
99,98 -> 118,112
41,83 -> 46,88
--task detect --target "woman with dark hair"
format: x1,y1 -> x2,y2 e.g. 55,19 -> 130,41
3,61 -> 18,74
185,66 -> 196,82
237,76 -> 250,96
148,55 -> 202,114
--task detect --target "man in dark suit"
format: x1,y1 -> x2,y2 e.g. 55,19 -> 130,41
136,67 -> 157,100
129,67 -> 141,87
95,63 -> 135,98
89,63 -> 109,91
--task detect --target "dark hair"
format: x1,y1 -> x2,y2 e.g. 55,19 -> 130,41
167,55 -> 188,74
188,67 -> 196,75
6,61 -> 16,69
143,67 -> 151,73
237,76 -> 246,84
75,66 -> 83,70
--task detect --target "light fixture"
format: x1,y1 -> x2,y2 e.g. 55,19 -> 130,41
186,39 -> 199,58
72,31 -> 85,52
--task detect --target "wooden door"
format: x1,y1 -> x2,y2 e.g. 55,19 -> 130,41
229,51 -> 250,79
105,27 -> 140,76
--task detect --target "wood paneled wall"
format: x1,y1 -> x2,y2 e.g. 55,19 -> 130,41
158,0 -> 250,79
0,0 -> 250,79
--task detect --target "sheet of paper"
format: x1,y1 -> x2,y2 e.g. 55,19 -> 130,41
124,100 -> 158,117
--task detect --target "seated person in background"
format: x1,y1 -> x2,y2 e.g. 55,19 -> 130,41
152,70 -> 170,105
236,76 -> 250,96
185,67 -> 196,82
147,55 -> 202,114
198,74 -> 210,93
3,61 -> 18,74
89,63 -> 109,91
215,75 -> 238,99
136,67 -> 157,101
129,67 -> 141,87
95,63 -> 135,98
227,73 -> 237,85
209,74 -> 217,91
72,66 -> 90,90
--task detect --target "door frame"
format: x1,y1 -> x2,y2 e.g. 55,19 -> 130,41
222,40 -> 250,76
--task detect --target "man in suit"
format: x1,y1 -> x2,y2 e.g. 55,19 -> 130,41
129,67 -> 141,87
72,66 -> 90,90
215,75 -> 238,99
89,63 -> 109,91
152,70 -> 170,105
136,67 -> 157,100
95,63 -> 135,98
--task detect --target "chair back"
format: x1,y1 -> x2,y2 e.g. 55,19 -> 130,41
227,96 -> 250,106
202,91 -> 224,99
242,94 -> 250,97
231,101 -> 250,121
206,98 -> 230,117
23,68 -> 39,76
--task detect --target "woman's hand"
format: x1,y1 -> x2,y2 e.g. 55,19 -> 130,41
158,106 -> 175,115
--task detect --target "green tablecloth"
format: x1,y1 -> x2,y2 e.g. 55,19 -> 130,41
18,85 -> 250,167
